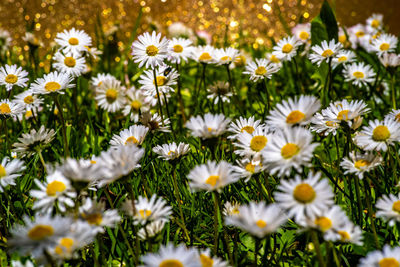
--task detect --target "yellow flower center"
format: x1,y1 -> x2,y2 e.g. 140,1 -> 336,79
167,150 -> 176,156
207,127 -> 213,132
314,217 -> 332,232
379,258 -> 400,267
299,31 -> 309,40
200,254 -> 214,267
24,95 -> 34,104
245,163 -> 256,173
255,66 -> 267,75
159,259 -> 184,267
293,183 -> 316,204
355,31 -> 365,38
286,110 -> 305,124
281,143 -> 300,159
326,121 -> 336,127
337,110 -> 350,121
205,175 -> 220,187
25,110 -> 32,118
173,44 -> 183,53
199,52 -> 212,61
371,19 -> 380,28
270,55 -> 280,63
105,88 -> 118,103
395,113 -> 400,122
0,165 -> 6,177
5,74 -> 18,84
372,125 -> 390,141
64,56 -> 76,67
250,135 -> 268,152
338,56 -> 347,62
0,103 -> 11,114
68,37 -> 79,45
139,209 -> 152,218
45,81 -> 61,92
55,237 -> 74,255
83,213 -> 103,225
28,224 -> 54,240
130,100 -> 142,111
241,125 -> 255,134
90,160 -> 97,164
146,45 -> 159,56
256,219 -> 267,228
354,159 -> 370,169
339,35 -> 347,44
125,136 -> 138,145
338,230 -> 350,241
380,43 -> 390,51
154,76 -> 167,86
46,180 -> 67,196
352,71 -> 365,79
220,56 -> 232,62
282,43 -> 293,53
392,200 -> 400,213
322,49 -> 334,57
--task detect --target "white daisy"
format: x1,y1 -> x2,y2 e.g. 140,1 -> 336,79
228,116 -> 263,140
292,23 -> 311,43
95,78 -> 126,113
309,39 -> 343,66
272,36 -> 300,61
57,157 -> 104,188
334,221 -> 363,245
371,33 -> 398,56
321,99 -> 370,128
168,37 -> 194,64
207,81 -> 233,104
366,13 -> 384,33
310,112 -> 340,136
110,125 -> 149,147
223,201 -> 241,216
55,28 -> 92,54
386,109 -> 400,122
359,245 -> 400,267
332,50 -> 357,67
140,244 -> 201,267
152,142 -> 190,161
232,50 -> 251,68
0,157 -> 25,192
347,24 -> 369,49
343,62 -> 376,87
214,47 -> 239,65
198,248 -> 230,267
186,113 -> 231,139
0,64 -> 29,91
122,87 -> 150,121
90,73 -> 116,90
52,51 -> 86,77
30,71 -> 74,95
233,157 -> 265,182
131,31 -> 169,68
139,64 -> 179,95
243,58 -> 281,82
192,45 -> 216,64
340,151 -> 382,179
234,127 -> 271,158
266,52 -> 282,66
140,112 -> 171,132
129,194 -> 172,225
379,53 -> 400,68
376,194 -> 400,226
13,90 -> 43,111
0,29 -> 12,53
79,198 -> 121,233
12,126 -> 56,157
0,99 -> 24,118
138,220 -> 166,240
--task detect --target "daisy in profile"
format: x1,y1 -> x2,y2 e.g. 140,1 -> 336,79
0,99 -> 24,118
79,198 -> 120,233
334,221 -> 363,245
233,157 -> 264,182
370,33 -> 398,56
309,39 -> 343,66
310,112 -> 340,136
380,53 -> 400,68
140,243 -> 200,267
152,142 -> 190,161
266,95 -> 321,129
366,13 -> 384,33
274,172 -> 334,222
387,109 -> 400,122
214,47 -> 239,65
0,64 -> 29,91
138,220 -> 166,240
14,90 -> 43,111
243,58 -> 281,82
187,160 -> 240,192
354,117 -> 400,152
30,170 -> 77,214
95,78 -> 126,113
192,45 -> 216,64
139,64 -> 179,94
359,245 -> 400,267
186,113 -> 231,139
122,87 -> 150,121
131,31 -> 169,68
90,73 -> 116,89
340,151 -> 382,179
266,52 -> 282,66
55,28 -> 92,54
292,23 -> 311,43
207,81 -> 233,104
225,202 -> 286,238
321,99 -> 370,128
343,62 -> 376,87
272,36 -> 300,61
232,50 -> 251,68
332,50 -> 357,67
30,71 -> 74,95
376,194 -> 400,226
223,201 -> 241,216
168,37 -> 193,64
53,51 -> 86,77
262,127 -> 319,177
140,111 -> 171,132
228,116 -> 263,140
110,125 -> 149,147
0,157 -> 25,192
128,194 -> 172,225
347,24 -> 368,49
12,126 -> 56,157
198,249 -> 229,267
234,127 -> 271,158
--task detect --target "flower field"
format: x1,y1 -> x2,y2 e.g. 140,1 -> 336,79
1,1 -> 400,266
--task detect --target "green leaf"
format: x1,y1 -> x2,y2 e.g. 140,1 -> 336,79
311,17 -> 328,46
320,0 -> 338,41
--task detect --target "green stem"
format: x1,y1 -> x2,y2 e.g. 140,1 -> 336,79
172,167 -> 190,242
311,230 -> 326,267
391,73 -> 396,109
212,191 -> 220,255
262,78 -> 270,117
363,178 -> 380,249
53,94 -> 69,157
152,68 -> 164,124
254,237 -> 260,267
354,176 -> 363,226
175,62 -> 186,123
37,149 -> 47,173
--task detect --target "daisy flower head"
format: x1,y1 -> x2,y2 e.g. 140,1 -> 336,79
0,157 -> 25,192
340,151 -> 382,179
123,87 -> 150,121
131,31 -> 169,68
266,52 -> 282,66
309,39 -> 343,66
232,50 -> 251,68
110,125 -> 149,147
214,47 -> 239,65
376,194 -> 400,227
192,45 -> 216,64
0,64 -> 29,91
140,111 -> 171,132
321,99 -> 370,128
334,220 -> 363,245
354,117 -> 400,152
12,126 -> 56,157
347,24 -> 369,49
30,170 -> 77,214
129,194 -> 172,225
266,95 -> 321,129
233,157 -> 265,182
143,89 -> 171,107
140,243 -> 201,267
343,62 -> 376,87
228,116 -> 263,140
95,78 -> 126,113
90,73 -> 116,90
387,109 -> 400,122
0,99 -> 24,118
332,50 -> 357,67
359,245 -> 400,267
338,27 -> 349,46
292,23 -> 311,43
234,126 -> 271,158
366,13 -> 384,33
223,201 -> 241,216
152,142 -> 190,161
379,53 -> 400,68
187,160 -> 240,192
197,248 -> 230,267
30,71 -> 74,95
168,37 -> 193,64
139,64 -> 179,95
14,90 -> 43,111
243,58 -> 281,82
138,220 -> 166,240
52,50 -> 86,77
274,172 -> 334,223
310,112 -> 340,136
0,29 -> 12,53
371,33 -> 398,56
186,113 -> 231,139
55,28 -> 92,54
207,81 -> 233,104
272,36 -> 300,61
225,202 -> 287,238
262,127 -> 319,177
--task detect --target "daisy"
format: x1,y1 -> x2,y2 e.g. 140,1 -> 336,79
13,90 -> 43,111
340,151 -> 382,179
198,249 -> 230,267
52,51 -> 86,77
0,29 -> 12,53
332,50 -> 357,67
232,50 -> 251,68
274,172 -> 334,222
214,47 -> 239,65
192,45 -> 216,64
266,95 -> 321,129
79,198 -> 121,233
376,194 -> 400,226
343,62 -> 376,87
131,31 -> 169,68
207,81 -> 233,104
90,73 -> 116,89
233,157 -> 265,182
187,160 -> 240,192
379,53 -> 400,68
140,112 -> 171,132
143,90 -> 171,107
223,201 -> 241,216
128,194 -> 172,225
11,260 -> 34,267
0,157 -> 25,192
366,13 -> 384,33
266,52 -> 282,66
225,202 -> 286,238
186,113 -> 231,139
95,78 -> 126,113
228,116 -> 263,140
310,112 -> 340,136
292,23 -> 311,43
0,64 -> 29,91
333,220 -> 363,245
309,39 -> 343,66
30,71 -> 74,95
359,245 -> 400,267
371,33 -> 398,56
321,99 -> 370,128
354,117 -> 400,152
0,99 -> 24,118
272,36 -> 300,61
12,126 -> 56,157
243,58 -> 281,82
338,27 -> 348,46
139,64 -> 179,94
30,170 -> 77,214
55,28 -> 92,54
140,244 -> 201,267
262,127 -> 319,177
110,125 -> 149,147
387,109 -> 400,122
122,87 -> 150,121
152,142 -> 190,161
347,24 -> 369,49
138,220 -> 166,240
168,37 -> 194,64
234,127 -> 271,158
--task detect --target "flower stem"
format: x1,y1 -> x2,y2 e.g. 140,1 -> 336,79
53,94 -> 69,157
152,68 -> 164,123
212,191 -> 221,255
391,73 -> 396,109
172,167 -> 190,242
175,62 -> 186,123
363,177 -> 380,249
311,230 -> 326,267
37,149 -> 47,173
